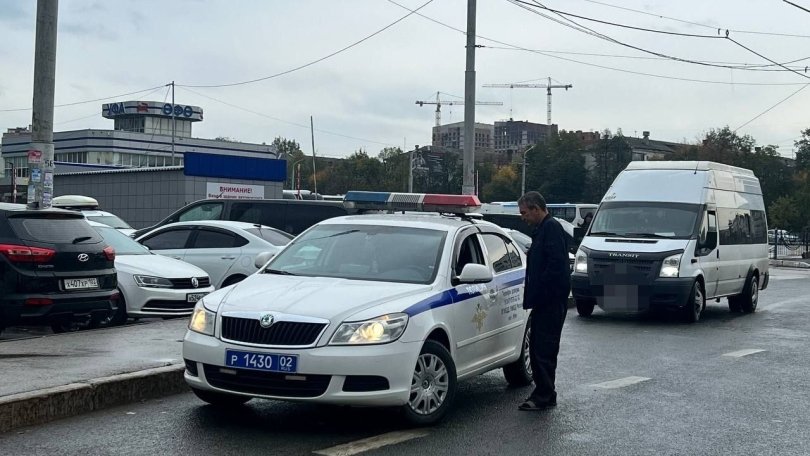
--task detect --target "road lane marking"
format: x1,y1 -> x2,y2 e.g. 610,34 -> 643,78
722,349 -> 765,358
591,376 -> 651,389
313,430 -> 430,456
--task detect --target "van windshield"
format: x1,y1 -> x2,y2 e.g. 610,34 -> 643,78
589,202 -> 701,239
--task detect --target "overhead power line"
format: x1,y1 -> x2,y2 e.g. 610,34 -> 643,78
0,84 -> 167,113
510,0 -> 810,77
178,0 -> 433,89
734,84 -> 810,131
385,0 -> 806,86
178,86 -> 398,147
577,0 -> 810,39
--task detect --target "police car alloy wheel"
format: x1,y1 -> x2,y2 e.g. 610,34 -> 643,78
502,323 -> 533,387
403,340 -> 457,425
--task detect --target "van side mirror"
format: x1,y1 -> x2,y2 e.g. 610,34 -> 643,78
456,263 -> 493,284
254,251 -> 276,269
698,230 -> 717,255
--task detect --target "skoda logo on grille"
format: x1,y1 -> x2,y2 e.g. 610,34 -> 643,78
77,253 -> 89,262
191,277 -> 199,288
259,313 -> 275,328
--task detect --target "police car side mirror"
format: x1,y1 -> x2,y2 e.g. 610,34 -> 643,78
456,264 -> 493,284
254,251 -> 276,269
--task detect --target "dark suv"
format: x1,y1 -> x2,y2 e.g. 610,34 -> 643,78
0,203 -> 118,333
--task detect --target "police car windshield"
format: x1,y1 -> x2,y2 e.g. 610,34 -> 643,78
590,202 -> 701,240
267,224 -> 446,284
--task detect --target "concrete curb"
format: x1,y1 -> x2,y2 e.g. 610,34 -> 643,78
0,364 -> 187,434
769,259 -> 810,269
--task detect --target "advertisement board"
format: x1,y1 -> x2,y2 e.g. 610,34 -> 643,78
206,182 -> 265,200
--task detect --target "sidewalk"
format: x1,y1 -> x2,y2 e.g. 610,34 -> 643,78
770,258 -> 810,269
0,319 -> 189,433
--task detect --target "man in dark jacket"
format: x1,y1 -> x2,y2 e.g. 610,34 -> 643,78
517,191 -> 571,411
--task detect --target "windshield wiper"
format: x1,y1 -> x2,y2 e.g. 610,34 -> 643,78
589,231 -> 623,237
625,232 -> 674,239
72,236 -> 92,244
264,269 -> 296,276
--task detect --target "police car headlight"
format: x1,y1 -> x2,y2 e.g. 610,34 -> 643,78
330,313 -> 409,345
189,300 -> 215,336
574,249 -> 588,274
660,254 -> 681,278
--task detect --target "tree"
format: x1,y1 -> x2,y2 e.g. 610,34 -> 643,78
525,132 -> 588,203
586,135 -> 631,201
273,137 -> 306,191
794,128 -> 810,171
481,166 -> 520,202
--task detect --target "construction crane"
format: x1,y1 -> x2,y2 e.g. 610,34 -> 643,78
482,77 -> 572,125
415,92 -> 503,127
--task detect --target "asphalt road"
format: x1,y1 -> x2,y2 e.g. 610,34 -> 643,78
2,268 -> 809,456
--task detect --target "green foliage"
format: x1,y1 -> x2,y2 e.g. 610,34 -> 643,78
525,132 -> 588,203
585,135 -> 631,201
768,195 -> 804,232
481,166 -> 520,202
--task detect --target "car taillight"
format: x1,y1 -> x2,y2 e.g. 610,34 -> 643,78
103,246 -> 116,261
25,298 -> 54,306
0,244 -> 56,263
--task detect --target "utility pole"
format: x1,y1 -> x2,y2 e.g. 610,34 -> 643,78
310,116 -> 318,196
462,0 -> 477,196
169,81 -> 175,161
408,145 -> 416,193
27,0 -> 58,209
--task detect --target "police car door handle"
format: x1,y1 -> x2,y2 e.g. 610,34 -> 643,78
221,256 -> 236,260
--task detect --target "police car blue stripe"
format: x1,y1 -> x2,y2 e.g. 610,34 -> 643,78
403,269 -> 526,317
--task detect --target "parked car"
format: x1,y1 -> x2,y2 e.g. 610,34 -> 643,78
135,221 -> 293,289
130,198 -> 351,238
52,195 -> 136,236
0,203 -> 118,334
183,191 -> 531,425
87,221 -> 214,326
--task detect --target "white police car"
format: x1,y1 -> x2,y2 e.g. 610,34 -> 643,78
182,192 -> 531,424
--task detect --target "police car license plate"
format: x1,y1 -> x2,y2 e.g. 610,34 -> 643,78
64,278 -> 99,290
186,292 -> 207,303
225,350 -> 298,373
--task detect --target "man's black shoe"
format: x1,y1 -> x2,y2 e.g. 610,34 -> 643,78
518,398 -> 557,411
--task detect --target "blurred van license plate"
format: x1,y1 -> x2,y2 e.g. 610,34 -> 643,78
187,292 -> 207,303
225,350 -> 298,373
64,278 -> 99,290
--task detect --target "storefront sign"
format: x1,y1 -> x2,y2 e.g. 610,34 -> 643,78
206,182 -> 265,200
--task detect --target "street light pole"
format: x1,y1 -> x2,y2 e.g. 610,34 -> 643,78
521,144 -> 535,196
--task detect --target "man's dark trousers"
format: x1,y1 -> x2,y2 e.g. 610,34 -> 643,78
528,294 -> 567,403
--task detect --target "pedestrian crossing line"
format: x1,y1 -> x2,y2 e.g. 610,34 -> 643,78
313,430 -> 430,456
591,376 -> 651,389
722,349 -> 766,358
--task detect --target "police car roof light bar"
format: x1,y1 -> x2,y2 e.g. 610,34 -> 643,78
343,191 -> 481,214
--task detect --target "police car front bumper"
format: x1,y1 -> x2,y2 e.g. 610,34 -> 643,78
183,330 -> 421,407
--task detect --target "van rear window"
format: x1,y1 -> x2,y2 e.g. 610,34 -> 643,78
10,217 -> 102,244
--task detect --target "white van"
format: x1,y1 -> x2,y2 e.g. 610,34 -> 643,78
571,161 -> 769,322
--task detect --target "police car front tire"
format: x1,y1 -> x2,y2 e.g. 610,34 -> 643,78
191,388 -> 251,408
503,323 -> 533,387
402,340 -> 457,426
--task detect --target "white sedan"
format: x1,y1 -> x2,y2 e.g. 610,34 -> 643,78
135,221 -> 293,289
182,192 -> 531,425
87,221 -> 214,326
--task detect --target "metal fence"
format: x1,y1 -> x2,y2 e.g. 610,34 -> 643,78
770,229 -> 810,260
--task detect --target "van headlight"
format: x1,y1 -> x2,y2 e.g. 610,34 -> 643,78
574,249 -> 588,274
330,313 -> 409,345
660,254 -> 681,278
189,300 -> 215,335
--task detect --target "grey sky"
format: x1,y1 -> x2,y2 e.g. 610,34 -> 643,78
1,0 -> 809,158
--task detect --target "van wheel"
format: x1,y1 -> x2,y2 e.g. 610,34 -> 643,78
191,388 -> 251,408
222,275 -> 246,288
576,299 -> 595,317
402,340 -> 457,426
684,280 -> 705,323
503,322 -> 533,387
740,274 -> 759,313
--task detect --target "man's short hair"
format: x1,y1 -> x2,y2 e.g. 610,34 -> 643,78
518,191 -> 547,211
